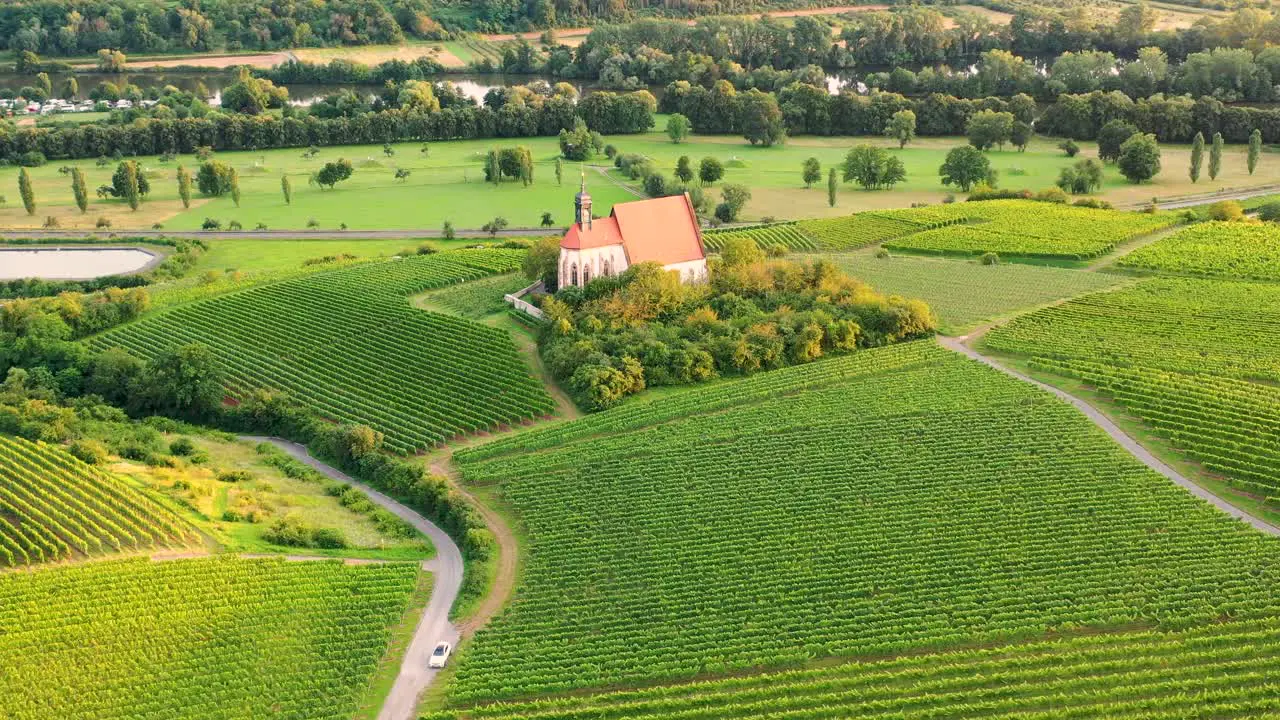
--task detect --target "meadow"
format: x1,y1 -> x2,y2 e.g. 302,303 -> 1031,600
4,130 -> 1278,230
447,340 -> 1280,702
823,251 -> 1130,334
0,556 -> 419,719
92,249 -> 554,453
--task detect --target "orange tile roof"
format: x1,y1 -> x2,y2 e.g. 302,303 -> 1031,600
561,194 -> 705,266
561,215 -> 623,250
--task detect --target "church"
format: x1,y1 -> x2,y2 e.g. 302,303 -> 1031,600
558,178 -> 708,289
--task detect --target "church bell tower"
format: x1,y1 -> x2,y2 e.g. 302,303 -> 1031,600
574,169 -> 592,230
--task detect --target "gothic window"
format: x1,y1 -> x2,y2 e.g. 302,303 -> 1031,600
602,259 -> 611,277
570,264 -> 578,286
583,267 -> 591,284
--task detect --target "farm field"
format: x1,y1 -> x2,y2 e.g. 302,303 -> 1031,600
825,251 -> 1130,334
1115,220 -> 1280,280
0,434 -> 196,566
91,249 -> 556,453
416,272 -> 532,319
425,616 -> 1280,719
0,556 -> 419,719
5,133 -> 1279,230
983,275 -> 1280,505
446,340 -> 1280,702
880,200 -> 1180,260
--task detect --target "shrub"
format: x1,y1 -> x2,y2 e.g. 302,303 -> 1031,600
1058,140 -> 1080,157
980,252 -> 1000,265
1072,198 -> 1114,210
310,527 -> 348,549
875,248 -> 891,259
217,469 -> 254,483
1034,187 -> 1069,204
201,218 -> 221,230
17,150 -> 47,167
228,220 -> 243,231
1206,200 -> 1244,222
168,438 -> 196,456
68,439 -> 109,465
96,216 -> 111,229
1258,202 -> 1280,221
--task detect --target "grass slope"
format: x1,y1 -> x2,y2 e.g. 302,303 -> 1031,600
0,434 -> 196,566
447,341 -> 1280,703
0,556 -> 418,720
91,250 -> 555,453
826,251 -> 1130,334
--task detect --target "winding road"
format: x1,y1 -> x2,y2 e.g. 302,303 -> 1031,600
242,437 -> 464,720
938,338 -> 1280,537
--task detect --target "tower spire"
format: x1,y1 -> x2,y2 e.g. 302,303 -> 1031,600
574,166 -> 592,230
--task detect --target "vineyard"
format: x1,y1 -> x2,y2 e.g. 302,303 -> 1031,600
1116,221 -> 1280,280
448,341 -> 1280,702
91,250 -> 556,453
0,434 -> 195,566
424,617 -> 1280,719
701,223 -> 816,252
882,201 -> 1179,260
0,556 -> 418,719
983,276 -> 1280,506
826,252 -> 1128,334
418,272 -> 533,319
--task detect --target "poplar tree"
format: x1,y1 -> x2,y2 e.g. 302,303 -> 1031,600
230,168 -> 241,207
1208,132 -> 1223,181
1189,132 -> 1204,183
827,168 -> 837,207
555,158 -> 563,186
19,167 -> 36,215
281,174 -> 292,204
123,160 -> 141,210
1248,129 -> 1262,175
177,165 -> 192,208
71,167 -> 88,213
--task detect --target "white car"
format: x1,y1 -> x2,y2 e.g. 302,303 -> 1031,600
428,641 -> 452,669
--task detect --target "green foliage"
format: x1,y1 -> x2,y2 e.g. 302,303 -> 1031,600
665,113 -> 691,144
93,251 -> 551,453
280,174 -> 291,204
736,88 -> 785,146
1209,132 -> 1224,181
698,156 -> 724,185
1117,133 -> 1161,183
18,167 -> 35,216
0,434 -> 194,566
938,145 -> 993,192
0,556 -> 417,717
1096,120 -> 1139,163
1258,201 -> 1280,221
70,167 -> 87,213
966,109 -> 1014,151
801,157 -> 821,188
176,165 -> 192,208
1118,221 -> 1280,279
220,68 -> 288,115
1249,128 -> 1262,175
230,168 -> 241,207
1190,131 -> 1204,183
557,119 -> 596,161
197,160 -> 235,197
450,341 -> 1280,701
1056,158 -> 1104,194
315,159 -> 353,189
827,167 -> 836,207
1058,139 -> 1080,157
884,109 -> 916,148
842,145 -> 906,191
674,155 -> 693,184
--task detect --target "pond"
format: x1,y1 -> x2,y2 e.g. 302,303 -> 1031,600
0,247 -> 159,280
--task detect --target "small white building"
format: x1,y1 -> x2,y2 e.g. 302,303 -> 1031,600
558,178 -> 708,289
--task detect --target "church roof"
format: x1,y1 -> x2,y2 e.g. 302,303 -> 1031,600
561,194 -> 705,266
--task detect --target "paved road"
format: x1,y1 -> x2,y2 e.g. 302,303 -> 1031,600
243,436 -> 464,720
937,338 -> 1280,537
1128,185 -> 1280,210
0,228 -> 561,241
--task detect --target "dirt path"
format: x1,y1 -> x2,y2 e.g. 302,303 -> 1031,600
1086,225 -> 1185,271
430,455 -> 520,636
937,337 -> 1280,537
592,165 -> 644,199
242,437 -> 464,720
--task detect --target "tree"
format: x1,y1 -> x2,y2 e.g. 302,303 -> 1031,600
177,165 -> 192,208
486,150 -> 501,185
482,217 -> 508,237
558,120 -> 596,161
1189,132 -> 1204,183
541,212 -> 554,227
666,113 -> 691,144
675,156 -> 694,184
555,158 -> 563,186
828,168 -> 837,207
884,110 -> 916,149
699,157 -> 724,185
1209,132 -> 1223,181
96,49 -> 126,73
736,89 -> 785,146
19,167 -> 35,215
1010,121 -> 1032,152
802,157 -> 821,188
523,235 -> 561,284
315,159 -> 354,189
842,145 -> 906,191
1097,120 -> 1139,163
1117,133 -> 1161,183
136,343 -> 224,418
197,161 -> 235,196
1056,158 -> 1105,194
1249,129 -> 1262,175
644,173 -> 670,197
230,168 -> 241,207
715,184 -> 752,222
281,175 -> 292,204
966,110 -> 1015,151
220,67 -> 288,115
71,167 -> 88,214
395,168 -> 411,182
383,144 -> 395,157
1059,140 -> 1080,157
939,145 -> 994,192
443,221 -> 455,240
121,161 -> 141,210
64,77 -> 79,99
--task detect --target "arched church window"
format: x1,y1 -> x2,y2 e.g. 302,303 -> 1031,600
570,264 -> 578,286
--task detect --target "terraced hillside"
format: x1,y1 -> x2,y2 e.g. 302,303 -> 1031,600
447,341 -> 1280,704
0,434 -> 195,566
984,276 -> 1280,501
91,250 -> 555,453
0,556 -> 418,720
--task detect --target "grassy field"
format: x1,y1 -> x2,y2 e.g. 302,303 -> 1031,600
446,340 -> 1280,702
6,130 -> 1280,231
825,250 -> 1131,334
0,556 -> 419,719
